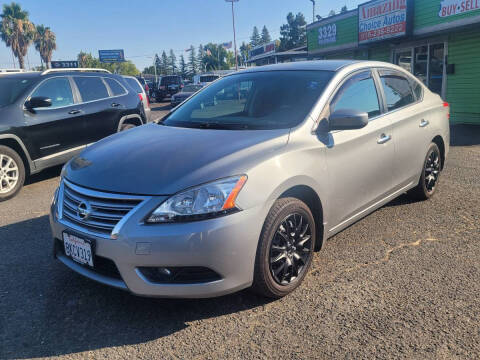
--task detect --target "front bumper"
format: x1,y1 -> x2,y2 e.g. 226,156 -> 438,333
50,193 -> 266,298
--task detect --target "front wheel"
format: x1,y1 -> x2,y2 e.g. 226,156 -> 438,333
0,145 -> 26,202
251,198 -> 316,298
408,142 -> 442,201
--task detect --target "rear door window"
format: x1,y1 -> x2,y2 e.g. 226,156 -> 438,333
104,78 -> 127,96
331,71 -> 381,119
379,71 -> 416,111
74,76 -> 109,102
31,77 -> 74,108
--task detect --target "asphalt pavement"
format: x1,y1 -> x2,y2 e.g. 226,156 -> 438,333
0,124 -> 479,359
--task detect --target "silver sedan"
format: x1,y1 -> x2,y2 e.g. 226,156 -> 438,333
50,60 -> 449,298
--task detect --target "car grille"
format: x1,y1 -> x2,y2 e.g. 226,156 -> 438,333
61,180 -> 145,238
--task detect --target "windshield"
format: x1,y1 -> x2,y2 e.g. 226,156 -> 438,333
0,77 -> 34,107
183,85 -> 203,92
163,70 -> 333,130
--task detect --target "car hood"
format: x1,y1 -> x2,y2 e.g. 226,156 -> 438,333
64,123 -> 290,195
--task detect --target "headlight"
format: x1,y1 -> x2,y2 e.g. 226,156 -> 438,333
145,175 -> 247,223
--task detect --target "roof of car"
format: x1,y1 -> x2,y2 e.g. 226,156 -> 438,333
238,60 -> 363,73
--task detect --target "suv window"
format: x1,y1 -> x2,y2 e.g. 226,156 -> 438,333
124,77 -> 143,93
379,71 -> 415,111
31,77 -> 74,108
74,76 -> 109,102
105,78 -> 126,96
160,76 -> 181,86
331,71 -> 381,119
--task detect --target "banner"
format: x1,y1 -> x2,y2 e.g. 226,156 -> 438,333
359,0 -> 408,44
439,0 -> 480,17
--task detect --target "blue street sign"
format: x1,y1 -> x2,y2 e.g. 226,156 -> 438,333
99,49 -> 125,63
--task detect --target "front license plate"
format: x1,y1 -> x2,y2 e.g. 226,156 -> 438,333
63,233 -> 94,267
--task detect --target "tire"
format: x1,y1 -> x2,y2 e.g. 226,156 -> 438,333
0,145 -> 26,202
120,123 -> 136,132
408,142 -> 442,201
251,198 -> 316,298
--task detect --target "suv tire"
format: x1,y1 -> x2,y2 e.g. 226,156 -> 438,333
251,198 -> 316,298
0,145 -> 25,202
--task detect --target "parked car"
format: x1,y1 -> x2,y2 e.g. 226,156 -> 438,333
170,84 -> 203,107
51,61 -> 449,299
123,76 -> 151,122
152,75 -> 183,101
0,68 -> 146,201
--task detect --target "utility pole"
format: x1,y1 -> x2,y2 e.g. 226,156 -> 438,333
225,0 -> 239,71
310,0 -> 316,22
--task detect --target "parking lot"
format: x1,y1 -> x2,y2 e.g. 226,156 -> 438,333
0,124 -> 477,359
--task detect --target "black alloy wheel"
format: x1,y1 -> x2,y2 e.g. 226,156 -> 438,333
251,198 -> 316,298
408,142 -> 442,201
270,213 -> 312,285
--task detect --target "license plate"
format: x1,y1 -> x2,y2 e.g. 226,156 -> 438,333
63,233 -> 94,267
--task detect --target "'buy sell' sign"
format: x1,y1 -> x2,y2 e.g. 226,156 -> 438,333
439,0 -> 480,17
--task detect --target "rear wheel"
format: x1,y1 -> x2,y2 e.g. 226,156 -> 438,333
251,198 -> 316,298
0,145 -> 25,202
408,143 -> 442,201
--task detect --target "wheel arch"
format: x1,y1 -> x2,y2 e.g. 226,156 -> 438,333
279,185 -> 325,251
117,114 -> 143,132
432,135 -> 445,170
0,134 -> 34,175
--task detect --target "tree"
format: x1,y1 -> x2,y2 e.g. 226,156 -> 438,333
154,53 -> 161,75
0,2 -> 36,69
203,43 -> 229,71
187,45 -> 197,77
341,5 -> 348,14
179,54 -> 187,79
279,12 -> 307,52
328,10 -> 336,16
239,41 -> 251,66
197,44 -> 205,73
34,24 -> 56,69
261,25 -> 271,44
76,51 -> 139,75
161,50 -> 169,75
168,49 -> 177,74
250,26 -> 261,48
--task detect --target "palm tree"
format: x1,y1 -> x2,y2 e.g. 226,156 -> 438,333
0,2 -> 35,69
34,24 -> 56,69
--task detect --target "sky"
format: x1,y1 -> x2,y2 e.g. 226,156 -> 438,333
0,0 -> 364,71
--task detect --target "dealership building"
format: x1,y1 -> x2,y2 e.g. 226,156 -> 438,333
307,0 -> 480,124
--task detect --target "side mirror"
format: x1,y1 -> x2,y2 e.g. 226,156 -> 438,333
25,96 -> 52,110
329,109 -> 368,131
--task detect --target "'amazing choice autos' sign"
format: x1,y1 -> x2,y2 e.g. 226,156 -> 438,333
359,0 -> 410,44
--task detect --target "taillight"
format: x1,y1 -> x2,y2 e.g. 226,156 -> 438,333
145,84 -> 149,92
138,93 -> 143,102
443,102 -> 450,119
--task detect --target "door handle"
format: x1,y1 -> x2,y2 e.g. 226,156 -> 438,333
419,119 -> 430,128
68,109 -> 81,115
377,134 -> 392,144
111,103 -> 121,107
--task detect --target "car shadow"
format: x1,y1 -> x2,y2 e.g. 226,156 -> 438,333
450,124 -> 480,146
24,165 -> 62,186
0,215 -> 271,359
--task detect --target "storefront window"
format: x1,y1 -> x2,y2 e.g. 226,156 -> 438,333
429,44 -> 444,95
395,50 -> 412,73
414,46 -> 428,85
